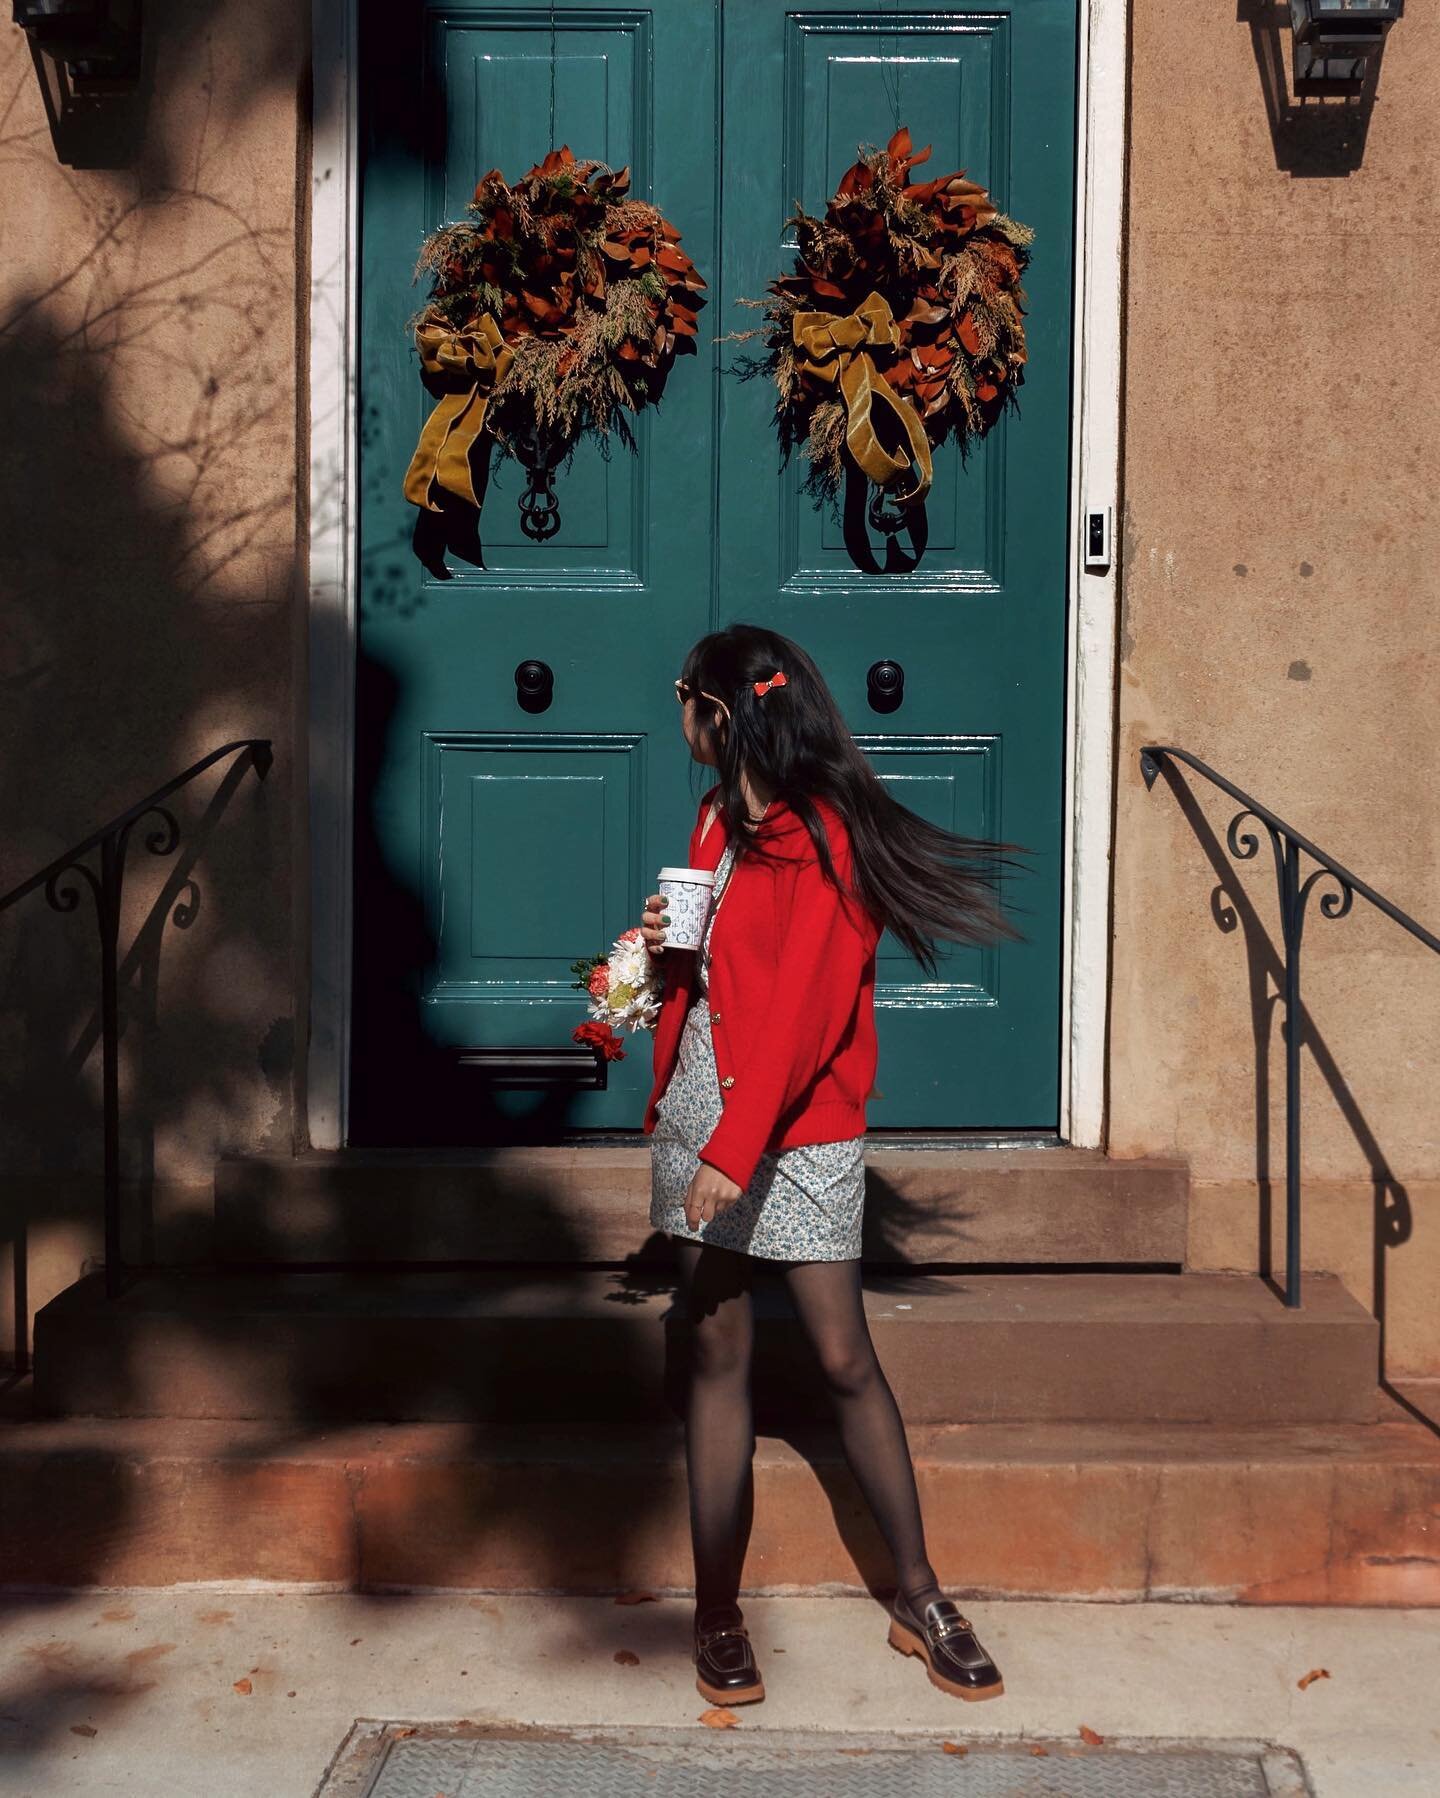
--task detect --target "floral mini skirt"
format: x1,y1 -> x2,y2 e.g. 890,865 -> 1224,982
648,994 -> 865,1262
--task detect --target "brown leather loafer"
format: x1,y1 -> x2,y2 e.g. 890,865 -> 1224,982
693,1601 -> 765,1705
887,1590 -> 1004,1700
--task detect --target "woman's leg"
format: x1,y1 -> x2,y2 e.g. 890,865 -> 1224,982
672,1237 -> 757,1615
780,1255 -> 944,1611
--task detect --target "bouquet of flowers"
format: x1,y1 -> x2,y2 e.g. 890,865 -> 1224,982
570,926 -> 663,1063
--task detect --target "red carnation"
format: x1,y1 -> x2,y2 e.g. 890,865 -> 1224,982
573,1020 -> 626,1062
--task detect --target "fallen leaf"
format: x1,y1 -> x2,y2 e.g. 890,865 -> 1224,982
614,1590 -> 658,1606
351,1637 -> 363,1646
1030,1744 -> 1049,1756
70,1724 -> 97,1739
393,1727 -> 417,1738
287,1691 -> 296,1698
1298,1667 -> 1331,1691
614,1649 -> 640,1666
1079,1724 -> 1105,1746
699,1706 -> 740,1729
99,1607 -> 134,1624
232,1678 -> 252,1696
941,1741 -> 968,1756
772,1647 -> 786,1654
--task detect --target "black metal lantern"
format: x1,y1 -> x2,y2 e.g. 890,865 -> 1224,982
13,0 -> 141,92
13,0 -> 143,165
1288,0 -> 1403,84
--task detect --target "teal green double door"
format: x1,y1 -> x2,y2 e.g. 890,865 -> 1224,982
353,0 -> 1078,1144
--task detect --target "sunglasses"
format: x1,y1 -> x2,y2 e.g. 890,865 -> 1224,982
674,678 -> 732,722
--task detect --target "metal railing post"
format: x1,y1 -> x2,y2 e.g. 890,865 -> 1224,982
98,832 -> 124,1299
1281,834 -> 1302,1309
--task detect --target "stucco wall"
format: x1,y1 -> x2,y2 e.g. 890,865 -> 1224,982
1111,8 -> 1440,1370
0,3 -> 307,1355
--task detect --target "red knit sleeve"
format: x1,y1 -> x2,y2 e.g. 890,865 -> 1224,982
696,824 -> 878,1191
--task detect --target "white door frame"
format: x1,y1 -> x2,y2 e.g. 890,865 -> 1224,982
304,0 -> 1129,1152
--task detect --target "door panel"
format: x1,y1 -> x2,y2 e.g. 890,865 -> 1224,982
422,733 -> 647,1010
353,0 -> 1076,1142
353,1 -> 719,1141
717,0 -> 1076,1126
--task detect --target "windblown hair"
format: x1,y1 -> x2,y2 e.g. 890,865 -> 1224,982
680,624 -> 1028,974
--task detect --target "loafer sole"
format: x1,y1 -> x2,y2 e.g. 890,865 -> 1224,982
887,1616 -> 1005,1701
696,1672 -> 765,1705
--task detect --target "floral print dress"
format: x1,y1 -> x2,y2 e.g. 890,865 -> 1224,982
648,840 -> 866,1261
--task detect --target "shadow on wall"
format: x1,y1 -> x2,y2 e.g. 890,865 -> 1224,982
0,0 -> 333,1751
1,0 -> 916,1760
0,0 -> 318,1358
1149,760 -> 1418,1409
1237,0 -> 1392,175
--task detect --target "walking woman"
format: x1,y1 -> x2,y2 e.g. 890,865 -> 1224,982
639,622 -> 1024,1709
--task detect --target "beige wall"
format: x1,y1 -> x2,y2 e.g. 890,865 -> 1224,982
1112,8 -> 1440,1368
0,3 -> 308,1355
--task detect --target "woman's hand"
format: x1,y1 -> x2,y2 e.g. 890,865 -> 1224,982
641,891 -> 669,959
684,1163 -> 743,1229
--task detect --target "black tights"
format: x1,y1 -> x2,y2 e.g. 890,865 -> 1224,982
672,1238 -> 942,1618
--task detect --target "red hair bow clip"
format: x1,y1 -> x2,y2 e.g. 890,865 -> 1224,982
753,670 -> 788,697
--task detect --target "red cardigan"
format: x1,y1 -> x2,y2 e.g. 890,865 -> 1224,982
642,787 -> 883,1191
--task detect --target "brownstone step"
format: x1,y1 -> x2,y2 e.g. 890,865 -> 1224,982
32,1267 -> 1378,1426
214,1146 -> 1189,1267
2,1401 -> 1435,1604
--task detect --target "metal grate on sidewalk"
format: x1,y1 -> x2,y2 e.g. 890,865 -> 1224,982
317,1724 -> 1311,1798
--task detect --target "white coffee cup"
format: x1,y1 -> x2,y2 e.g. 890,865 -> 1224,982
656,866 -> 717,951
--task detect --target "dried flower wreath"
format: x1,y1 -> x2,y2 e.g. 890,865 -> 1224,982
736,127 -> 1034,531
404,146 -> 706,539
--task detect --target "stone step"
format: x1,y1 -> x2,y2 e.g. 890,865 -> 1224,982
214,1146 -> 1189,1267
1,1401 -> 1435,1603
32,1267 -> 1379,1426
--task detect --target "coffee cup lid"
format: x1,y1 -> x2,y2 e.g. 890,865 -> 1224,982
657,867 -> 716,886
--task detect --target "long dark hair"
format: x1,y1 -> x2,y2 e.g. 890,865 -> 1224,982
680,623 -> 1029,974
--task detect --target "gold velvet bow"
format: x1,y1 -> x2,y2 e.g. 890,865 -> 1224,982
792,291 -> 933,509
403,316 -> 515,511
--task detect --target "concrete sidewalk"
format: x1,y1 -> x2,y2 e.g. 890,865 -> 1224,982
0,1592 -> 1435,1796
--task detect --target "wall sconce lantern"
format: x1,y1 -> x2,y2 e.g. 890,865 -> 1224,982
1288,0 -> 1403,85
13,0 -> 143,164
13,0 -> 141,96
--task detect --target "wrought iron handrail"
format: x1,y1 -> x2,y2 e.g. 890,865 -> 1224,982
1140,744 -> 1440,1306
0,740 -> 273,1305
